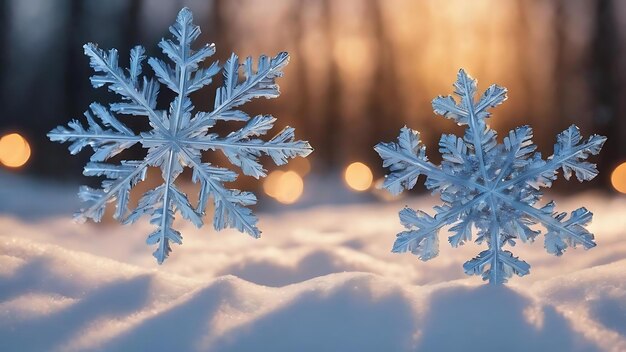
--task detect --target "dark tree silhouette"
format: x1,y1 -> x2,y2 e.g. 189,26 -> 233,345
289,0 -> 311,147
590,0 -> 623,188
364,0 -> 402,173
319,0 -> 341,169
0,0 -> 7,123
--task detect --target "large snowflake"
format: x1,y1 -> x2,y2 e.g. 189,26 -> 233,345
48,8 -> 312,263
375,69 -> 606,284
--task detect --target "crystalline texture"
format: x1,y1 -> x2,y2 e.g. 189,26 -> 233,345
48,8 -> 312,263
375,69 -> 606,284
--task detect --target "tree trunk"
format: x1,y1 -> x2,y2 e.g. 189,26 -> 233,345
319,0 -> 341,169
591,0 -> 622,187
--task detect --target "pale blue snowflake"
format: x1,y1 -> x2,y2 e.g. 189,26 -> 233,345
375,69 -> 606,284
48,8 -> 312,263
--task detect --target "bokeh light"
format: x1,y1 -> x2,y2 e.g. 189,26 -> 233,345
263,170 -> 285,198
263,170 -> 304,204
611,162 -> 626,194
0,133 -> 31,168
344,162 -> 373,191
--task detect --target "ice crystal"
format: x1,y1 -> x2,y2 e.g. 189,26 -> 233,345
48,8 -> 312,263
375,69 -> 606,284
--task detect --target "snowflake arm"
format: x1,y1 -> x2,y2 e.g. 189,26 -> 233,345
51,12 -> 168,252
182,50 -> 312,178
392,193 -> 489,260
48,102 -> 152,222
123,150 -> 204,263
83,44 -> 167,131
377,69 -> 605,284
393,208 -> 445,261
180,51 -> 291,134
182,150 -> 260,238
212,53 -> 289,121
491,125 -> 536,189
189,115 -> 313,178
498,197 -> 596,253
433,69 -> 505,184
463,246 -> 530,285
78,160 -> 149,221
48,7 -> 312,263
149,8 -> 219,133
48,103 -> 142,161
374,126 -> 483,195
497,125 -> 606,191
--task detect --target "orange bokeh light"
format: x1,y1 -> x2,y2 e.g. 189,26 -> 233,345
263,170 -> 304,204
0,133 -> 31,168
611,162 -> 626,194
344,162 -> 373,191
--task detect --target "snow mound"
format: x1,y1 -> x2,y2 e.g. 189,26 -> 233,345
1,174 -> 624,351
1,235 -> 623,351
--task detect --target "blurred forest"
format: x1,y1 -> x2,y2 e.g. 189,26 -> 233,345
0,0 -> 625,192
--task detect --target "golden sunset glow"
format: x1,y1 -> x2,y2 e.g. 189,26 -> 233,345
344,162 -> 373,191
0,133 -> 31,168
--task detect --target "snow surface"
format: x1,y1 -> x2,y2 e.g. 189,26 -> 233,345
0,172 -> 625,351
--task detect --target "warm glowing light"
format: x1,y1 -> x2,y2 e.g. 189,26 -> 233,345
263,170 -> 285,198
263,170 -> 304,204
344,162 -> 373,191
611,162 -> 626,194
0,133 -> 31,168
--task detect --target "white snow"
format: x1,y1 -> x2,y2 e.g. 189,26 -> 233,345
0,172 -> 625,351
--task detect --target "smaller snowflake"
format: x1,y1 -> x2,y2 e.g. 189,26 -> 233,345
375,69 -> 606,284
48,8 -> 312,263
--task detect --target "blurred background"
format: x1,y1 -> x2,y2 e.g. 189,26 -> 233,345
0,0 -> 625,211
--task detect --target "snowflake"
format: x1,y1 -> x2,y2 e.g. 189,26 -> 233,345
375,69 -> 606,284
48,8 -> 312,263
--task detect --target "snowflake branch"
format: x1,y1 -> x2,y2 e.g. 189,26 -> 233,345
463,246 -> 530,285
494,193 -> 596,249
158,8 -> 217,133
495,132 -> 606,192
375,140 -> 487,193
76,156 -> 156,222
491,126 -> 534,189
151,150 -> 177,263
180,149 -> 260,237
171,55 -> 191,134
84,43 -> 168,132
48,103 -> 147,161
464,196 -> 531,284
393,193 -> 489,259
185,116 -> 312,178
184,131 -> 312,178
459,71 -> 490,186
49,133 -> 142,142
210,52 -> 289,120
196,139 -> 312,153
487,197 -> 502,284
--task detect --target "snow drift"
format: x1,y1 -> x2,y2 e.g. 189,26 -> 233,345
0,173 -> 625,351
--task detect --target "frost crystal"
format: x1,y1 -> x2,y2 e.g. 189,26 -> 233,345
375,69 -> 606,284
48,8 -> 312,263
